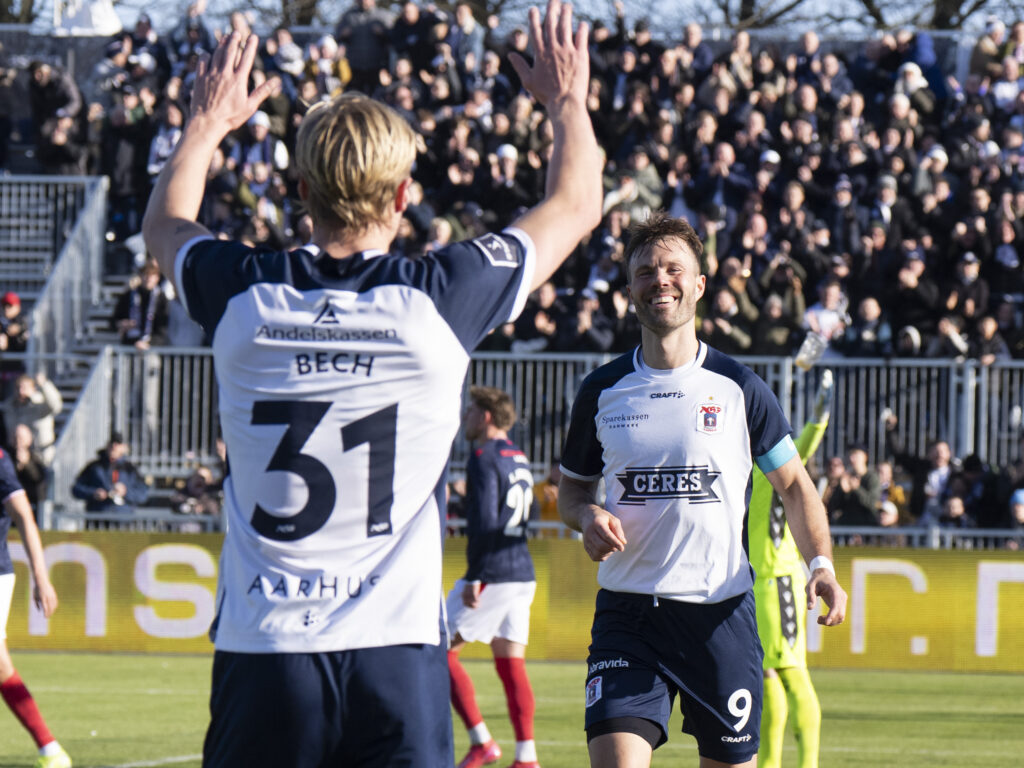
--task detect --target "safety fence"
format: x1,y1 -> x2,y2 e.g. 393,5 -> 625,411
0,175 -> 98,302
23,176 -> 108,377
46,347 -> 1024,530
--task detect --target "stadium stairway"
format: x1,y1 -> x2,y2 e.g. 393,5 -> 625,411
50,269 -> 132,433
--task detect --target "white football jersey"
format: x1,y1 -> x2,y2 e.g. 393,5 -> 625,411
176,231 -> 535,652
560,343 -> 796,603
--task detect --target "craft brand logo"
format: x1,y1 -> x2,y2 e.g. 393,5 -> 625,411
721,734 -> 752,743
650,390 -> 686,399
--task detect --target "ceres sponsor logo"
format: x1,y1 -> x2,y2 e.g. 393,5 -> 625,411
616,465 -> 721,505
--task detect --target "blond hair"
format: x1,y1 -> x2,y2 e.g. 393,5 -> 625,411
294,93 -> 417,234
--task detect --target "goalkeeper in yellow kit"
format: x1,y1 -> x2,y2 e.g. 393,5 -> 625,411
750,370 -> 833,768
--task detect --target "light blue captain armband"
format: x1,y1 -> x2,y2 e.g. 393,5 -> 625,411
755,433 -> 798,474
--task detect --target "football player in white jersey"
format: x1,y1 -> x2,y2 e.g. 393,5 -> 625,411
559,213 -> 847,768
141,1 -> 601,766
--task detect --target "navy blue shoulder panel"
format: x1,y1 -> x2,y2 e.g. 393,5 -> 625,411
560,350 -> 638,479
0,448 -> 21,502
180,234 -> 527,351
701,345 -> 792,458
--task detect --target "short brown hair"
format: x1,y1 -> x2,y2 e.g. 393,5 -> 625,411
469,386 -> 517,431
294,93 -> 417,234
624,211 -> 704,279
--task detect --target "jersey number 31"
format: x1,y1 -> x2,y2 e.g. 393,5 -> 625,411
250,400 -> 397,541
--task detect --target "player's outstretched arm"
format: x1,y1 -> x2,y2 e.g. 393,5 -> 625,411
558,475 -> 626,562
508,0 -> 603,290
766,455 -> 848,626
6,492 -> 57,618
142,32 -> 280,291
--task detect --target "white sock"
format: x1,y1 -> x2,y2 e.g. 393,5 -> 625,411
515,739 -> 537,762
39,741 -> 61,756
469,722 -> 492,745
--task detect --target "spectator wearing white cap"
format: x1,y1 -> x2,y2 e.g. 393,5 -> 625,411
893,61 -> 937,123
226,110 -> 289,172
912,142 -> 952,197
484,144 -> 533,226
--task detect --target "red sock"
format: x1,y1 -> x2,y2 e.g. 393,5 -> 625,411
448,651 -> 483,730
495,656 -> 534,741
0,671 -> 54,748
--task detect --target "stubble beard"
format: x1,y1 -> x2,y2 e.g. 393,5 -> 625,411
634,289 -> 698,337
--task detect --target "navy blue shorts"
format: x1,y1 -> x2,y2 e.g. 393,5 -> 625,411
584,589 -> 763,764
203,642 -> 454,768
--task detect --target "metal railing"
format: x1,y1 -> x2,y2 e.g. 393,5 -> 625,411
47,348 -> 1024,530
50,349 -> 1024,478
50,346 -> 112,529
53,509 -> 221,533
828,525 -> 1023,550
24,176 -> 107,377
0,176 -> 96,297
110,347 -> 220,475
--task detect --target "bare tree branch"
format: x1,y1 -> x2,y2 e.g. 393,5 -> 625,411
741,0 -> 811,28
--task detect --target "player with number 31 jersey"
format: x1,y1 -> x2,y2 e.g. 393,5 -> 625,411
142,7 -> 603,763
177,230 -> 534,654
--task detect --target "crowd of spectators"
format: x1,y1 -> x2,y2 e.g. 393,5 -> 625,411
811,412 -> 1024,535
5,2 -> 1024,534
5,2 -> 1024,362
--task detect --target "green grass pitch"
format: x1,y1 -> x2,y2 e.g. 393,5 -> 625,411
0,653 -> 1020,766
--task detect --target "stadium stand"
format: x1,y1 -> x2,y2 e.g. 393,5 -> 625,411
0,11 -> 1023,544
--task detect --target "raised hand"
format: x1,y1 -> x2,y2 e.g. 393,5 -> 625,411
509,0 -> 590,111
189,32 -> 280,133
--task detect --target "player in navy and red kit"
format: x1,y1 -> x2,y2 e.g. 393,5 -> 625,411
448,386 -> 540,768
0,449 -> 71,768
141,2 -> 601,766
